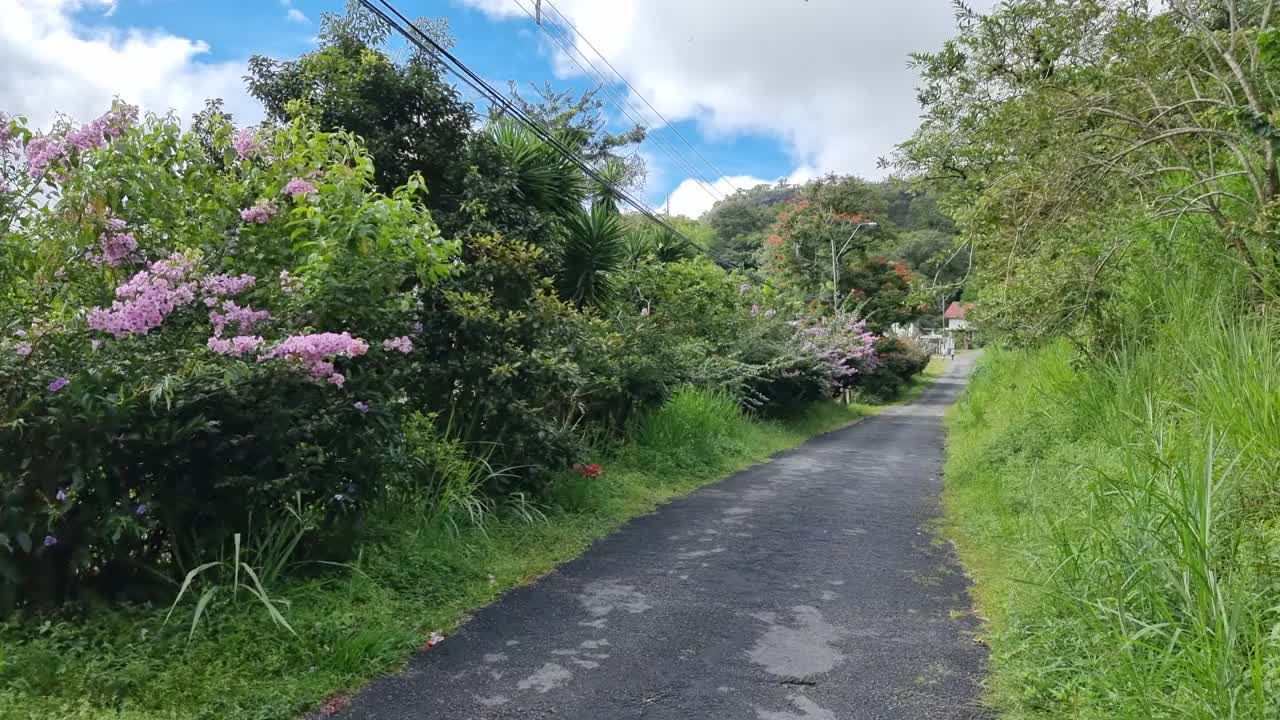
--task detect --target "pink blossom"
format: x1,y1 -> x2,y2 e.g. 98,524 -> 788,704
260,332 -> 369,385
98,225 -> 138,267
207,335 -> 264,356
382,336 -> 413,354
233,128 -> 260,160
239,200 -> 277,225
354,401 -> 370,414
88,253 -> 197,338
283,177 -> 316,200
14,342 -> 31,357
27,103 -> 137,179
209,300 -> 270,338
751,304 -> 761,317
201,273 -> 256,298
25,134 -> 66,178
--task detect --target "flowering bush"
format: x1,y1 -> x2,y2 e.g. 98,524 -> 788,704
0,105 -> 456,607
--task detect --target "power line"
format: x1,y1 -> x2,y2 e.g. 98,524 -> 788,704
507,0 -> 730,209
540,0 -> 746,198
355,0 -> 774,286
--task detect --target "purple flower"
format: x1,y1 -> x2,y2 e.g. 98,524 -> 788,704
354,401 -> 370,414
738,283 -> 751,295
87,253 -> 197,338
47,377 -> 69,393
232,128 -> 260,161
43,535 -> 58,547
260,332 -> 369,386
55,489 -> 68,502
283,177 -> 317,200
751,304 -> 761,317
382,336 -> 413,354
239,200 -> 277,225
201,273 -> 256,299
135,503 -> 147,516
97,216 -> 138,266
207,335 -> 264,356
14,342 -> 31,357
209,300 -> 270,338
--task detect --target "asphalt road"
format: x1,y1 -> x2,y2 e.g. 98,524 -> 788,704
333,353 -> 986,720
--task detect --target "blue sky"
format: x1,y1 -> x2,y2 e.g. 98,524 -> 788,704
2,0 -> 982,216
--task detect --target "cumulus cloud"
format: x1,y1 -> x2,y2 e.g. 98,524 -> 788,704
462,0 -> 993,195
0,0 -> 261,130
282,0 -> 309,24
664,168 -> 817,219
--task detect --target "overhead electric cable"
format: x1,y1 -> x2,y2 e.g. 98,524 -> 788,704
356,0 -> 776,285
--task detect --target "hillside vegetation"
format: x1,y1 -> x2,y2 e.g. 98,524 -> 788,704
902,1 -> 1280,717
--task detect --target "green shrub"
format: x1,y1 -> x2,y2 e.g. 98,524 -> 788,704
857,335 -> 930,399
0,108 -> 456,609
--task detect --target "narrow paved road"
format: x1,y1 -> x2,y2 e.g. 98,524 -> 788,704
335,353 -> 986,720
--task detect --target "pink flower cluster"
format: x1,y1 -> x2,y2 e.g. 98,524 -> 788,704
26,103 -> 138,178
233,128 -> 260,161
260,332 -> 369,387
382,336 -> 413,353
97,214 -> 137,267
87,253 -> 197,338
202,273 -> 256,299
207,335 -> 264,356
284,177 -> 316,200
240,199 -> 278,225
209,300 -> 270,338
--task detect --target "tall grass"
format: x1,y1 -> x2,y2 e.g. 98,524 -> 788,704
945,272 -> 1280,719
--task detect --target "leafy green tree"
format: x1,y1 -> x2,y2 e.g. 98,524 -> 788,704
246,3 -> 474,225
507,82 -> 647,191
898,0 -> 1280,345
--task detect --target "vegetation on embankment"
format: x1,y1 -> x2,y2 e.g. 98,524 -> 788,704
943,275 -> 1280,719
0,390 -> 891,720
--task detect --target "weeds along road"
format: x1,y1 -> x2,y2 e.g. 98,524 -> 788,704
329,353 -> 986,720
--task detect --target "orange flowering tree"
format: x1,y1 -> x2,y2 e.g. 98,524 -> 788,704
764,199 -> 921,329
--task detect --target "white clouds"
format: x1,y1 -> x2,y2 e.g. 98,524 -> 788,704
282,0 -> 309,24
665,175 -> 771,218
664,167 -> 815,219
0,0 -> 260,130
462,0 -> 992,196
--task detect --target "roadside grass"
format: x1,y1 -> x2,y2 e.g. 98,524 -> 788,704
943,285 -> 1280,718
0,379 -> 934,720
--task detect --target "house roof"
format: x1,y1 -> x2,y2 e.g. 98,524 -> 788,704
944,302 -> 971,320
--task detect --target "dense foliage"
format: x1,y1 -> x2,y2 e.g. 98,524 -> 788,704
905,1 -> 1280,717
0,6 -> 932,613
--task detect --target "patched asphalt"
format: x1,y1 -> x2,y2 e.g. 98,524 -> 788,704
331,353 -> 986,719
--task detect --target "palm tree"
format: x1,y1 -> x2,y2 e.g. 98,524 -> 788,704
559,202 -> 627,307
488,118 -> 584,218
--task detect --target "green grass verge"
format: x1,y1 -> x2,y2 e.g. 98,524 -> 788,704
943,339 -> 1280,719
0,379 -> 937,720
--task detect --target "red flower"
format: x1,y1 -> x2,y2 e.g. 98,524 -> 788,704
574,463 -> 603,479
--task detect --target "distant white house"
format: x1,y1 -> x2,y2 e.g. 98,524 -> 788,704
944,302 -> 973,331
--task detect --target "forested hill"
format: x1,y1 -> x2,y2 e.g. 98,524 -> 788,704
701,176 -> 969,304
